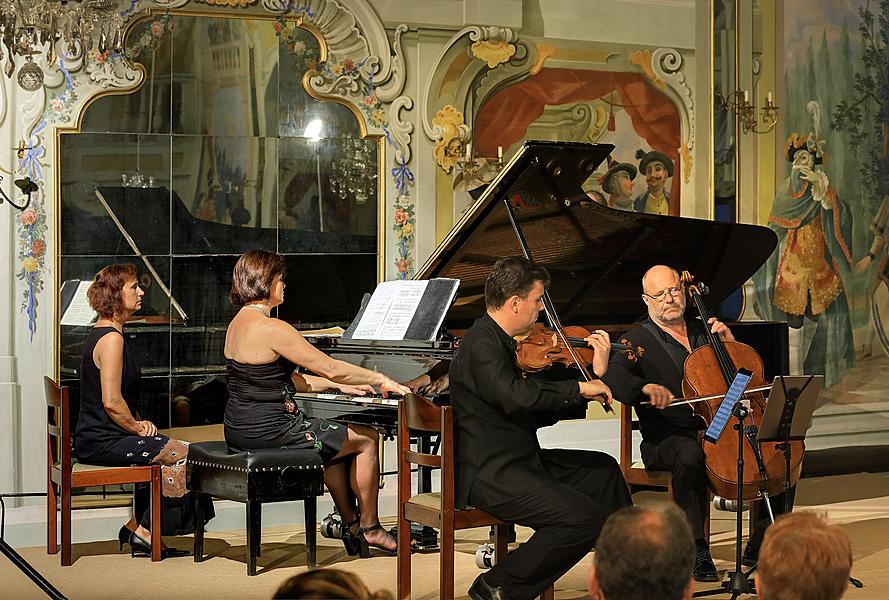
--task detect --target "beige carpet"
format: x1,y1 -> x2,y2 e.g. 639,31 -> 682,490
3,473 -> 888,599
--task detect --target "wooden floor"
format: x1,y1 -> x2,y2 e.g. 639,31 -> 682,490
3,472 -> 888,599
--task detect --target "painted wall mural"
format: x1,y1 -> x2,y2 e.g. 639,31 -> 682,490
754,0 -> 889,425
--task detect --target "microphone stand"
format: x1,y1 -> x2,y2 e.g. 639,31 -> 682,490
0,493 -> 67,599
694,402 -> 754,599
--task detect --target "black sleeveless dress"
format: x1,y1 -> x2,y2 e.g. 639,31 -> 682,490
224,357 -> 348,461
76,326 -> 215,535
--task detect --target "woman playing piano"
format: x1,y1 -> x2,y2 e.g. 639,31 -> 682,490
223,250 -> 410,556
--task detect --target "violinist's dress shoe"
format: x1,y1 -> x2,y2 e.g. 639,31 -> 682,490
693,549 -> 720,582
468,573 -> 511,600
741,542 -> 759,568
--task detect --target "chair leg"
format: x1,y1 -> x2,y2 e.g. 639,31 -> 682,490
150,467 -> 162,562
493,524 -> 508,566
246,500 -> 260,576
440,526 -> 454,600
60,478 -> 71,566
304,496 -> 317,569
193,493 -> 205,563
539,584 -> 555,600
396,518 -> 412,600
47,476 -> 58,555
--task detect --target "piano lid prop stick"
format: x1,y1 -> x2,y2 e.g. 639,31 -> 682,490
94,189 -> 189,322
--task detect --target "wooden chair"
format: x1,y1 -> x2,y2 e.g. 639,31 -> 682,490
397,393 -> 553,600
619,404 -> 709,538
45,376 -> 162,564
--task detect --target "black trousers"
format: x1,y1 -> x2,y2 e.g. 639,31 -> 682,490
469,449 -> 631,600
641,432 -> 795,551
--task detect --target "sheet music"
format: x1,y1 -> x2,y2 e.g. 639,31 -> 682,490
60,281 -> 98,326
351,280 -> 429,340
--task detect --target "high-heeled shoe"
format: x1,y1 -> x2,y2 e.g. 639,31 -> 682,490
340,516 -> 361,556
127,531 -> 189,558
118,525 -> 133,551
355,523 -> 396,558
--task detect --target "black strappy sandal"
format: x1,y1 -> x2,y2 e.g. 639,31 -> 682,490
341,515 -> 362,556
355,523 -> 397,558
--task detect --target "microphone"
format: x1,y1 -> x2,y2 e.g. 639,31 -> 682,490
713,496 -> 748,512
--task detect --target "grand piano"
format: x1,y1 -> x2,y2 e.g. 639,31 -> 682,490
300,140 -> 788,431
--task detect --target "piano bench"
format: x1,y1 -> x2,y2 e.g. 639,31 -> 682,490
186,441 -> 325,576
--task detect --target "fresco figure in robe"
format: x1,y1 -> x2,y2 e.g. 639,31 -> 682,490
753,131 -> 855,388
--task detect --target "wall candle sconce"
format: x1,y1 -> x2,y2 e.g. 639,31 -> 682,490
715,89 -> 780,134
447,141 -> 505,185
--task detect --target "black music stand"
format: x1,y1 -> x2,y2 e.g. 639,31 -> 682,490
755,376 -> 862,589
757,375 -> 821,514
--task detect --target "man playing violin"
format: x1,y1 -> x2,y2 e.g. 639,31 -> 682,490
451,256 -> 631,600
602,265 -> 791,582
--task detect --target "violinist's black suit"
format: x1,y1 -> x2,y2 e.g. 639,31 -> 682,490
602,315 -> 792,553
451,313 -> 630,600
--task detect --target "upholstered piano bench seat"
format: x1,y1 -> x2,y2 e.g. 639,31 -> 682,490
186,441 -> 325,576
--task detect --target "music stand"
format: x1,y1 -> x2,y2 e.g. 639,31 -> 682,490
757,375 -> 822,514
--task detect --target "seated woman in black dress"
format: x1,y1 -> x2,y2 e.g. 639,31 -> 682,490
77,264 -> 214,557
224,250 -> 410,555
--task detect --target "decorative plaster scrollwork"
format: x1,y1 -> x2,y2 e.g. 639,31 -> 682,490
86,55 -> 141,89
650,47 -> 694,182
630,47 -> 695,182
152,0 -> 190,7
421,26 -> 519,153
471,40 -> 516,69
431,105 -> 469,173
387,94 -> 414,166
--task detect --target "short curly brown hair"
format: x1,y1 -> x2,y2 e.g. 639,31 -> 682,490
87,263 -> 137,319
230,250 -> 287,306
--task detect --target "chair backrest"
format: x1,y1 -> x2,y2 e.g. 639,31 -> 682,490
398,393 -> 455,510
619,404 -> 640,472
45,376 -> 73,475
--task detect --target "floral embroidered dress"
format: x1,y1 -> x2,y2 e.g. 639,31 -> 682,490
224,357 -> 347,461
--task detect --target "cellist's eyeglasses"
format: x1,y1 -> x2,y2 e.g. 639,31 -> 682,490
643,286 -> 683,303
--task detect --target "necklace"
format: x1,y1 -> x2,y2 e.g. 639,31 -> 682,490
244,304 -> 269,317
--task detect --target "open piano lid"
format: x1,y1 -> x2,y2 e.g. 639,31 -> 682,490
415,140 -> 778,327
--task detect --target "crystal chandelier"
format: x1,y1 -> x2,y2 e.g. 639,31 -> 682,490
329,138 -> 377,205
0,0 -> 128,91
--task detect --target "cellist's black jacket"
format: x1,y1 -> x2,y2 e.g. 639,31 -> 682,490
450,313 -> 588,509
602,315 -> 708,442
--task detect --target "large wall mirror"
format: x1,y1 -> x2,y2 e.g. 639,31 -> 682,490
57,13 -> 381,429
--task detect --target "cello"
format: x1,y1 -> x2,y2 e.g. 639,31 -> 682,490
680,271 -> 804,500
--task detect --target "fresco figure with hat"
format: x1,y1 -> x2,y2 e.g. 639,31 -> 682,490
753,101 -> 854,388
599,159 -> 638,211
634,149 -> 673,215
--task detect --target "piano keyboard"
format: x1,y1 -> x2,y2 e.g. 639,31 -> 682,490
295,391 -> 401,406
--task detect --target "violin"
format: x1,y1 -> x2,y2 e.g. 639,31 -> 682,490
680,271 -> 804,500
515,323 -> 645,373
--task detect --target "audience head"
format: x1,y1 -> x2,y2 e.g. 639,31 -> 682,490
87,263 -> 139,319
484,256 -> 550,311
589,503 -> 695,600
755,512 -> 852,600
230,250 -> 287,307
272,568 -> 392,599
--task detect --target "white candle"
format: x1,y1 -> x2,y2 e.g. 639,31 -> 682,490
465,142 -> 472,160
767,91 -> 773,105
497,146 -> 503,160
744,90 -> 749,103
